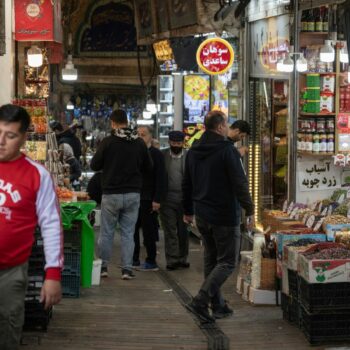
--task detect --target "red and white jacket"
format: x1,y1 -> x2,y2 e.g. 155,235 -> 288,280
0,154 -> 63,280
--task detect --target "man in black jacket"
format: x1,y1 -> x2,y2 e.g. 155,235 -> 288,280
183,110 -> 254,323
90,110 -> 152,280
133,126 -> 167,271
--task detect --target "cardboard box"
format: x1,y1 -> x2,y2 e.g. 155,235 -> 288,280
242,281 -> 250,301
276,233 -> 326,259
323,224 -> 350,241
282,263 -> 289,295
283,243 -> 321,271
298,242 -> 350,283
249,286 -> 280,305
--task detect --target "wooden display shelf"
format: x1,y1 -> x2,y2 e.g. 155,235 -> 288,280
300,31 -> 329,35
300,72 -> 337,76
299,112 -> 336,117
297,151 -> 334,156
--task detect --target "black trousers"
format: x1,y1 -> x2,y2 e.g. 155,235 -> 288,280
133,200 -> 159,264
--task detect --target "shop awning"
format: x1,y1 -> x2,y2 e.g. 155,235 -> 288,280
14,0 -> 62,42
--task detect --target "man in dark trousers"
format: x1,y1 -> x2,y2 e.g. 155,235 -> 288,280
90,110 -> 152,280
160,131 -> 189,270
133,126 -> 167,271
183,110 -> 254,323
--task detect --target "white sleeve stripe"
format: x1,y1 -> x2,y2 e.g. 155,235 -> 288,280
25,157 -> 64,270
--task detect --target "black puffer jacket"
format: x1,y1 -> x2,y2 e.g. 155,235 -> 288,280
183,130 -> 254,226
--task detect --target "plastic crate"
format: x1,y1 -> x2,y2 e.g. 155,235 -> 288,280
63,221 -> 82,252
62,273 -> 80,298
64,252 -> 81,274
281,293 -> 300,326
299,277 -> 350,313
23,309 -> 52,332
300,305 -> 350,344
288,269 -> 299,299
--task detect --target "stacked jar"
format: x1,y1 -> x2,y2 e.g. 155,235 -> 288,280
297,117 -> 335,153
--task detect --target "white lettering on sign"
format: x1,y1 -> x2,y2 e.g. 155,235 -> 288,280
26,4 -> 40,18
0,179 -> 22,203
299,160 -> 341,192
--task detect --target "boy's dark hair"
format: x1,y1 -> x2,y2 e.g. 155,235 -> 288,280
204,110 -> 226,131
110,109 -> 128,125
230,120 -> 251,135
0,104 -> 31,133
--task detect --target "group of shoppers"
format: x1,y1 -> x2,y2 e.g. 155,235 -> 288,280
0,104 -> 254,350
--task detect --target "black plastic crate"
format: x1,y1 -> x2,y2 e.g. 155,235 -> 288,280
62,273 -> 80,298
299,277 -> 350,313
300,305 -> 350,344
281,293 -> 300,326
23,309 -> 52,332
63,221 -> 82,251
64,252 -> 81,274
288,269 -> 299,299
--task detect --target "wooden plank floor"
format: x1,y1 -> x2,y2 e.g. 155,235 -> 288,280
22,232 -> 350,350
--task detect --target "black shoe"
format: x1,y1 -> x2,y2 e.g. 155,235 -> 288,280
101,266 -> 108,278
178,262 -> 190,269
121,269 -> 135,280
185,300 -> 215,323
212,303 -> 233,319
166,264 -> 179,271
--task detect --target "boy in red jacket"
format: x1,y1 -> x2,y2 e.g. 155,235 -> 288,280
0,104 -> 63,349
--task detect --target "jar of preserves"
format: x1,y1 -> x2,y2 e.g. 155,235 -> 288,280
313,133 -> 320,153
326,118 -> 335,132
305,133 -> 313,151
316,118 -> 326,132
319,133 -> 327,152
327,133 -> 334,153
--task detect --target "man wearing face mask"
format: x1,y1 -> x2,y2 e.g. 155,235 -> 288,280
160,131 -> 189,270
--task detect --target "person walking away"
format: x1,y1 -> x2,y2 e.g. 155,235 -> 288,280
160,131 -> 189,270
183,110 -> 254,323
0,104 -> 63,350
90,109 -> 152,280
59,143 -> 82,190
227,120 -> 250,157
133,126 -> 167,271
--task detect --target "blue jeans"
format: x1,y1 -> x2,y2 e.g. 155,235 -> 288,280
195,216 -> 240,307
99,193 -> 140,271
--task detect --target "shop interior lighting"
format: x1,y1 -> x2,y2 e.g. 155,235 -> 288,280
137,119 -> 154,125
66,101 -> 74,110
296,54 -> 308,72
320,40 -> 335,63
282,56 -> 294,73
340,46 -> 349,63
142,110 -> 153,119
62,55 -> 78,81
146,98 -> 157,115
27,45 -> 43,68
276,57 -> 286,72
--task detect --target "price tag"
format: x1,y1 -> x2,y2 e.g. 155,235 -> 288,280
338,193 -> 345,204
283,200 -> 288,212
287,201 -> 294,215
290,207 -> 299,219
321,207 -> 328,216
313,217 -> 325,232
302,213 -> 309,225
306,215 -> 315,228
328,205 -> 333,216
